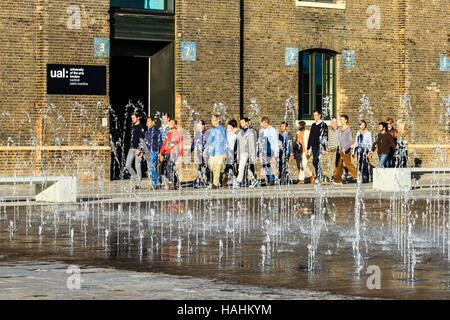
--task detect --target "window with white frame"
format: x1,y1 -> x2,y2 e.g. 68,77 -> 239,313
299,50 -> 336,120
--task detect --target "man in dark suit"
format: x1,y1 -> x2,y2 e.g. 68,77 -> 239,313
306,109 -> 328,182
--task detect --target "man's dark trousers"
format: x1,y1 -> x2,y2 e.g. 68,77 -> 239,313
312,147 -> 322,180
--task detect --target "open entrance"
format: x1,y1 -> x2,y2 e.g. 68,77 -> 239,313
109,39 -> 174,180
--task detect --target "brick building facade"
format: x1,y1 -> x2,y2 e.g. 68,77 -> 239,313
0,0 -> 448,181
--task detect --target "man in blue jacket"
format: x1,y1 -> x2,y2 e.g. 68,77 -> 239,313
140,116 -> 161,188
207,115 -> 227,189
191,120 -> 210,187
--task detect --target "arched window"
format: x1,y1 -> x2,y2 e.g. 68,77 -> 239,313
299,49 -> 336,120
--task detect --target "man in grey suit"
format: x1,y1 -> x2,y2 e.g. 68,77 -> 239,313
235,118 -> 257,187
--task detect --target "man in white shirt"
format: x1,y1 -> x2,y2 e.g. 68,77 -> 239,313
352,120 -> 373,183
294,121 -> 314,184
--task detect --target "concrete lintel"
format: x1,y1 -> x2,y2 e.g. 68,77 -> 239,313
296,1 -> 346,10
373,168 -> 412,192
35,177 -> 77,203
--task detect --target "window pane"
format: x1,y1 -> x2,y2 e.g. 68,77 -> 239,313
302,74 -> 309,93
147,0 -> 164,9
302,94 -> 310,116
321,53 -> 334,119
300,52 -> 311,117
111,0 -> 168,10
302,52 -> 310,73
315,53 -> 323,111
315,52 -> 322,76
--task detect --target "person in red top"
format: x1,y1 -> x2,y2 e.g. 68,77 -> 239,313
159,119 -> 183,189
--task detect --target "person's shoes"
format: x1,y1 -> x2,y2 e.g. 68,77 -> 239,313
212,184 -> 218,189
135,185 -> 140,190
297,180 -> 304,184
347,177 -> 356,183
332,181 -> 342,186
268,180 -> 274,186
310,175 -> 315,184
250,179 -> 259,188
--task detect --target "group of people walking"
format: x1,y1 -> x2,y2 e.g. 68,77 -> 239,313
125,109 -> 406,190
125,111 -> 183,190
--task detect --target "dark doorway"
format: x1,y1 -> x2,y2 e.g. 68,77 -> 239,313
109,40 -> 174,180
110,56 -> 148,181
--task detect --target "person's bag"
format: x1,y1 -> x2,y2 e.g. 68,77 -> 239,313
138,140 -> 152,162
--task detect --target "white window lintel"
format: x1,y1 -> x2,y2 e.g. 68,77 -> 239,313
295,1 -> 346,10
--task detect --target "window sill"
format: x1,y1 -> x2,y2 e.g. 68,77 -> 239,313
295,1 -> 346,10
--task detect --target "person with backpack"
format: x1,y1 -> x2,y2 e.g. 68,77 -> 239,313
159,119 -> 183,189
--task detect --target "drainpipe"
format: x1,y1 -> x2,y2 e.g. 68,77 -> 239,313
239,0 -> 244,118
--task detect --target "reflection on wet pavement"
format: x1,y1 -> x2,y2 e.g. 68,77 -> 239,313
0,196 -> 449,299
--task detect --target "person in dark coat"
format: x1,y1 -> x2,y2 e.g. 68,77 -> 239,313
278,121 -> 294,185
125,111 -> 145,190
306,109 -> 328,182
